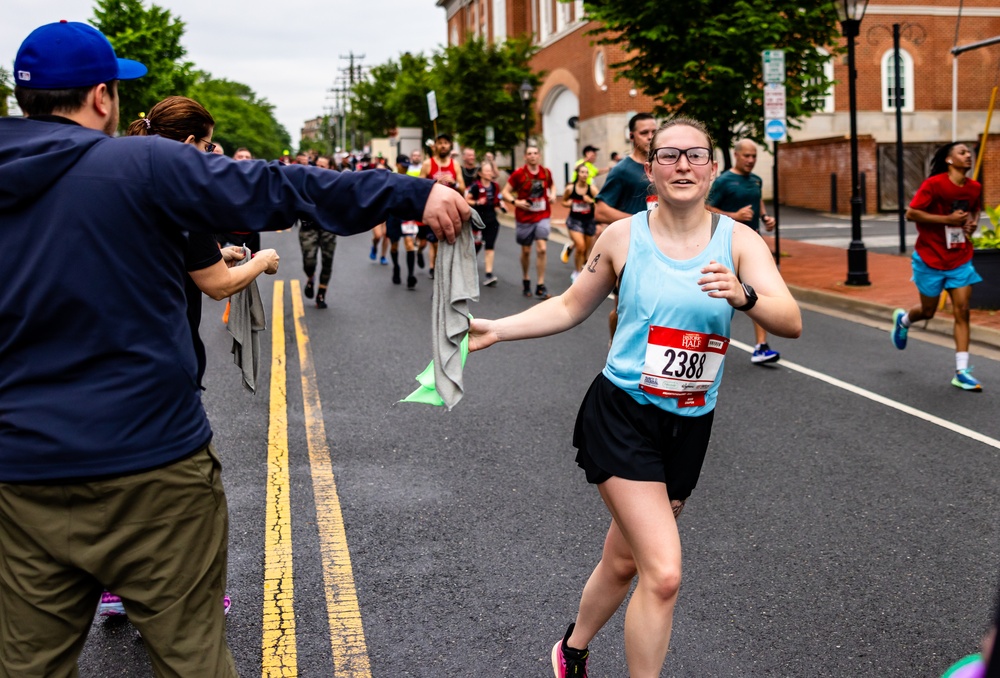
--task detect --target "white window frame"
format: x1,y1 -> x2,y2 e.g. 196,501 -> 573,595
539,0 -> 552,38
881,48 -> 914,113
574,0 -> 584,22
815,48 -> 835,113
492,0 -> 506,41
556,0 -> 571,32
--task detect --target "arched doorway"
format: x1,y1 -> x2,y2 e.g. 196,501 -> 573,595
541,86 -> 580,193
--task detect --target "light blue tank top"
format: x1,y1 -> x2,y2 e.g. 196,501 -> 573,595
603,211 -> 736,416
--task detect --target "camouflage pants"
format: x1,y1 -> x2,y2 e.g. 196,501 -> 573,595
298,227 -> 337,285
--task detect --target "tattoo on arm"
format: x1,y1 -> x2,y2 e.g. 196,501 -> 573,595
587,253 -> 601,273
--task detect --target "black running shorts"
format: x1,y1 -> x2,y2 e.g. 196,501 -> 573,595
573,373 -> 714,501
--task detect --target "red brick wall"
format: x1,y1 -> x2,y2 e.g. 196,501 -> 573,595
833,5 -> 1000,112
778,136 -> 879,214
530,22 -> 656,124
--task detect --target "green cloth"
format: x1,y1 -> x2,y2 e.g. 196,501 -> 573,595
401,331 -> 469,406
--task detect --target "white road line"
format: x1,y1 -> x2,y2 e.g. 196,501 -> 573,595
729,339 -> 1000,452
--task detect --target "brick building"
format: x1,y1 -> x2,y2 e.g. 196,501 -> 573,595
300,116 -> 324,143
437,1 -> 1000,210
436,0 -> 655,190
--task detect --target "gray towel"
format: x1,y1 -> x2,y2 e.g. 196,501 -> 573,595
227,246 -> 266,393
431,211 -> 482,409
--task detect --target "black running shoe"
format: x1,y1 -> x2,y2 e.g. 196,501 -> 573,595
523,280 -> 533,297
407,276 -> 417,290
392,265 -> 401,285
315,291 -> 328,309
417,251 -> 425,269
536,284 -> 551,299
304,279 -> 314,299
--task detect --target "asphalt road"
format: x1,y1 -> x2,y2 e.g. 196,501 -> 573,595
77,223 -> 999,677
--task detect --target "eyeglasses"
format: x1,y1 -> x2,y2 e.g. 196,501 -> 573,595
651,147 -> 712,166
200,139 -> 217,154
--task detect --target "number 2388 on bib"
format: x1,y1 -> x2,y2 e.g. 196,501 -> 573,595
640,326 -> 730,407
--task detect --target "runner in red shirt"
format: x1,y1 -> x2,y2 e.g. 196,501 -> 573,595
419,134 -> 465,280
890,142 -> 984,391
502,145 -> 556,298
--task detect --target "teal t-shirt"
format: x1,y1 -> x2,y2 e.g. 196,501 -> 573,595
596,157 -> 651,215
707,170 -> 763,231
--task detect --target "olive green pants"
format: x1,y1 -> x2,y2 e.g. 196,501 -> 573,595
0,445 -> 236,678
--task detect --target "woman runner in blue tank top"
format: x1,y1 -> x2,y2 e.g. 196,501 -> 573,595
469,118 -> 801,678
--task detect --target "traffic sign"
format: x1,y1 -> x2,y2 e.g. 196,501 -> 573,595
763,50 -> 785,84
764,84 -> 786,120
765,118 -> 787,142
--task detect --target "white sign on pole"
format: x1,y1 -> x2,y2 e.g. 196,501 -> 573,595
485,125 -> 495,146
763,50 -> 785,84
427,91 -> 438,121
764,83 -> 787,120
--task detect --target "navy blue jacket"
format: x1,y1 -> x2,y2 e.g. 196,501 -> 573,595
0,117 -> 433,482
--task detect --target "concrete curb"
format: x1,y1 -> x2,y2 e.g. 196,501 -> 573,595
788,284 -> 1000,349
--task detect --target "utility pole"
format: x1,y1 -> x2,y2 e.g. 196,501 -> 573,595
339,52 -> 365,152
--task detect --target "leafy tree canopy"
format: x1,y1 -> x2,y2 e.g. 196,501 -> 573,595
0,67 -> 12,117
187,74 -> 291,161
577,0 -> 842,165
93,0 -> 194,131
432,36 -> 541,154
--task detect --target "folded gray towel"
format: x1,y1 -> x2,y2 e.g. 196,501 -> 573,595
227,246 -> 266,393
431,212 -> 482,409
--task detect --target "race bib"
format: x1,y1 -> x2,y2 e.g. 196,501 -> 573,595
646,194 -> 658,211
571,200 -> 590,213
945,226 -> 965,249
401,221 -> 420,236
529,198 -> 547,212
640,326 -> 729,407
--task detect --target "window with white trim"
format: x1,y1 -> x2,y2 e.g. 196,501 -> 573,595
812,48 -> 835,113
557,0 -> 571,32
575,0 -> 584,22
492,0 -> 506,41
881,48 -> 914,112
539,0 -> 552,38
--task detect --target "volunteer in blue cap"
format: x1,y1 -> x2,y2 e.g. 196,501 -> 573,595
0,20 -> 469,677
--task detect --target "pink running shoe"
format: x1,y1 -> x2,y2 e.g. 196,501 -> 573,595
551,623 -> 589,677
223,595 -> 232,616
97,591 -> 126,617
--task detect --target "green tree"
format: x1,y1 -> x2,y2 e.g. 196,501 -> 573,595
432,36 -> 541,155
92,0 -> 194,131
187,74 -> 291,160
0,67 -> 12,117
349,52 -> 437,146
576,0 -> 841,166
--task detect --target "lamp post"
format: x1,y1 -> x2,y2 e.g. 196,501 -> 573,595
838,0 -> 871,285
519,79 -> 534,160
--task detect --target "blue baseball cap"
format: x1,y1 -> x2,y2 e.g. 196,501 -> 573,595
14,21 -> 147,90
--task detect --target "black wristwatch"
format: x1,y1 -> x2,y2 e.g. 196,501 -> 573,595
734,283 -> 757,312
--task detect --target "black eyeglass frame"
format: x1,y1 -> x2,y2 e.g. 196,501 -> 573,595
199,139 -> 217,154
650,146 -> 713,166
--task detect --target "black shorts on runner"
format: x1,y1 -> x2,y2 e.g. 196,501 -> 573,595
481,217 -> 500,250
417,225 -> 438,243
573,373 -> 714,502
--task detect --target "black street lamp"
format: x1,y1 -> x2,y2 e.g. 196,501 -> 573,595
519,79 -> 534,158
838,0 -> 871,286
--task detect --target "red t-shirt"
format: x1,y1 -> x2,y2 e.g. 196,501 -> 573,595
509,165 -> 553,223
910,172 -> 982,270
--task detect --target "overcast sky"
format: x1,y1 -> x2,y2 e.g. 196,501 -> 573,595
2,0 -> 446,148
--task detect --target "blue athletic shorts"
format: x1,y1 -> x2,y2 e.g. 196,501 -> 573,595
910,250 -> 982,298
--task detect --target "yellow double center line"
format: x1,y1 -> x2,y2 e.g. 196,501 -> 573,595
263,280 -> 372,677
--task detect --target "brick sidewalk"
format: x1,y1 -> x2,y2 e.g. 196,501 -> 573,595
766,236 -> 1000,343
